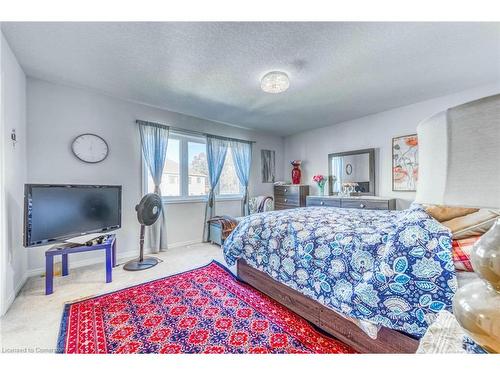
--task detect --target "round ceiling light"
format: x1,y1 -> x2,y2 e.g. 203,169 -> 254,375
260,71 -> 290,94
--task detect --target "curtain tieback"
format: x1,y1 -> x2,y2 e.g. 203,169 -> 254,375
208,190 -> 215,208
243,186 -> 249,203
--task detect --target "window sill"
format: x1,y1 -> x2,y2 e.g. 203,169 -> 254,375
162,195 -> 243,205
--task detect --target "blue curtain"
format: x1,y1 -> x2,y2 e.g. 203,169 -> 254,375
231,140 -> 252,216
138,120 -> 169,252
203,135 -> 229,241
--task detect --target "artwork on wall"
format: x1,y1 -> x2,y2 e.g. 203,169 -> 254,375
392,134 -> 419,191
261,149 -> 276,183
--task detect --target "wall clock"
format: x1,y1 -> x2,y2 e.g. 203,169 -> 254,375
71,133 -> 109,163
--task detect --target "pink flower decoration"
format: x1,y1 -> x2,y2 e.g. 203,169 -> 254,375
312,175 -> 325,183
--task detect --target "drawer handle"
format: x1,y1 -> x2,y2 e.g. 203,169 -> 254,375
320,201 -> 325,206
360,203 -> 366,208
284,188 -> 288,192
284,198 -> 288,203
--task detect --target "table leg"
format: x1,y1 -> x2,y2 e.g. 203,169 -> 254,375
105,245 -> 112,283
62,253 -> 69,276
112,239 -> 116,267
45,255 -> 54,295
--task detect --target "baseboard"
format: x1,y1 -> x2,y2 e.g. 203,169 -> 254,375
167,239 -> 201,248
25,240 -> 202,278
2,273 -> 28,316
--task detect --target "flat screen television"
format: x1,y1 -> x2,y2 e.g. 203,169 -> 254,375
24,184 -> 122,247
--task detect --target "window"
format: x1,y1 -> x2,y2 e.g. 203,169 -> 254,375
144,132 -> 242,200
146,138 -> 180,196
188,141 -> 209,196
218,149 -> 242,195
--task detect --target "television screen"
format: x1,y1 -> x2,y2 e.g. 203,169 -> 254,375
24,184 -> 122,247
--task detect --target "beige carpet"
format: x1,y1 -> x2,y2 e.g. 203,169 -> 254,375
0,242 -> 227,353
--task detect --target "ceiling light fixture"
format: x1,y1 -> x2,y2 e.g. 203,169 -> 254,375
261,71 -> 290,94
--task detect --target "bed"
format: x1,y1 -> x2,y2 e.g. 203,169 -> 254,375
222,204 -> 457,353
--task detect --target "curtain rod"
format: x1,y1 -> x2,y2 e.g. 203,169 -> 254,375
136,120 -> 255,144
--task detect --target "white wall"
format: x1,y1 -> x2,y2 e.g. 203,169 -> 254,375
284,83 -> 500,209
1,33 -> 28,315
26,78 -> 284,274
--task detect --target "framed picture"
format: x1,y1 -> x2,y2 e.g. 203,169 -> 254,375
261,149 -> 275,183
392,134 -> 418,191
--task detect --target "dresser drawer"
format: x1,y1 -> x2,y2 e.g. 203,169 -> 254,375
274,185 -> 309,210
275,195 -> 299,206
274,185 -> 300,196
306,197 -> 341,207
341,199 -> 390,210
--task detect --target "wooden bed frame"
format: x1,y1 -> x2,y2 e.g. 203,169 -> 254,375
237,259 -> 419,353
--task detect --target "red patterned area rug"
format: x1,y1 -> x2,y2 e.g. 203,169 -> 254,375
57,261 -> 355,354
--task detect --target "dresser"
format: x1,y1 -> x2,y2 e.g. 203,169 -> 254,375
274,185 -> 309,210
306,195 -> 396,210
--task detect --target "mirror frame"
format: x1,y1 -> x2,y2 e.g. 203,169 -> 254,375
328,148 -> 376,196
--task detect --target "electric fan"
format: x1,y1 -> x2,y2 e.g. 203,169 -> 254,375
123,193 -> 162,271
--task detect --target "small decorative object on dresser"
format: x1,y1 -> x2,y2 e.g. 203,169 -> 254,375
290,160 -> 302,184
341,182 -> 359,197
312,174 -> 326,196
392,134 -> 418,191
274,184 -> 309,210
306,195 -> 396,210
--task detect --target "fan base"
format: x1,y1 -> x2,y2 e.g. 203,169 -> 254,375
123,257 -> 159,271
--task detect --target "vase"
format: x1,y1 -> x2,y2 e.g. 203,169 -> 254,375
318,184 -> 325,196
453,218 -> 500,353
291,161 -> 302,185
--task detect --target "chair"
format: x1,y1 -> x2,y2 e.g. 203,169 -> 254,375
208,196 -> 273,246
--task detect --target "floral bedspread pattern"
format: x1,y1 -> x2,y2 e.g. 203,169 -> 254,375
223,204 -> 457,338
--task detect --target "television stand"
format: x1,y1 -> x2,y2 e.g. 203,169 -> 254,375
44,234 -> 116,295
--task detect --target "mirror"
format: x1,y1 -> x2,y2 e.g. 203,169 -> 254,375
328,148 -> 375,196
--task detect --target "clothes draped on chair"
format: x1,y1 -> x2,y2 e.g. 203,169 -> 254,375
230,140 -> 252,216
203,135 -> 229,242
253,195 -> 273,213
137,120 -> 169,253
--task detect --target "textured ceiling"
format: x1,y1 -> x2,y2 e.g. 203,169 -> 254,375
2,22 -> 500,136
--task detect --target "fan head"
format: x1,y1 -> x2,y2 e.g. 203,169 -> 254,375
135,193 -> 162,226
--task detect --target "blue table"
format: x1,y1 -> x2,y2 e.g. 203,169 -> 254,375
45,234 -> 116,295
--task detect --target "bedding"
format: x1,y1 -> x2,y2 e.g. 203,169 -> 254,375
451,236 -> 480,272
222,204 -> 457,338
424,205 -> 479,223
441,208 -> 500,239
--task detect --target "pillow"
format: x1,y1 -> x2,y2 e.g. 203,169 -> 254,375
451,236 -> 480,272
442,209 -> 500,240
424,205 -> 479,222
